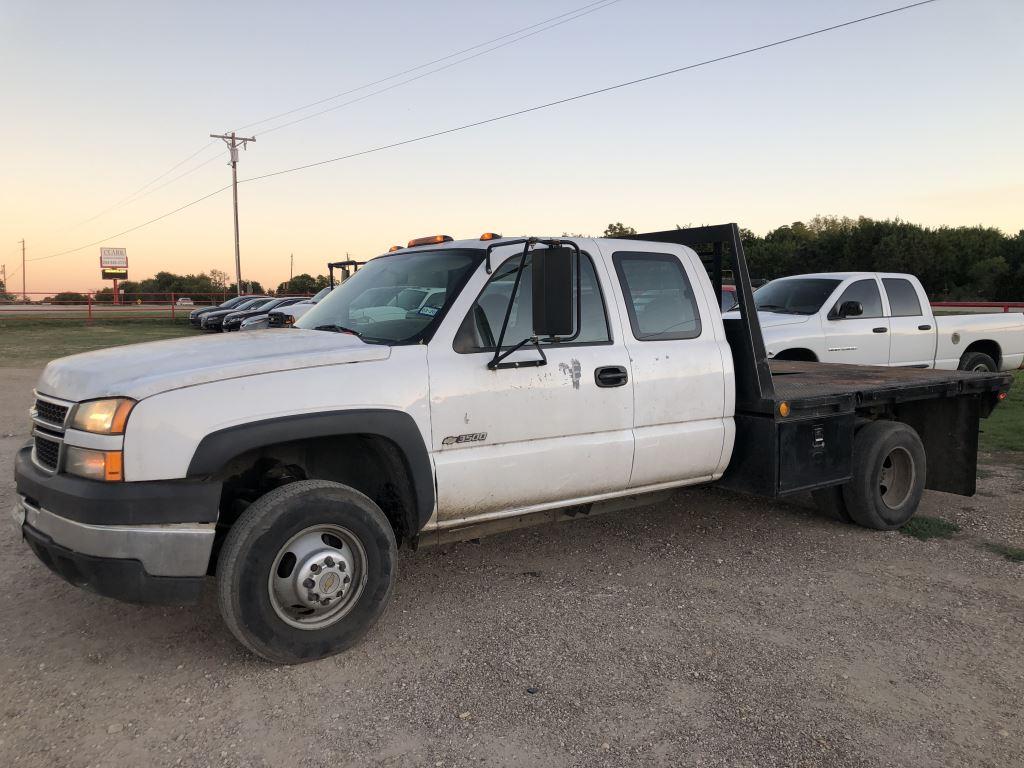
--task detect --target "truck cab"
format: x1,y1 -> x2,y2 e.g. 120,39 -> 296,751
13,226 -> 1011,664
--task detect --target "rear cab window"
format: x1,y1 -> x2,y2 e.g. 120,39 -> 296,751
882,278 -> 923,317
612,252 -> 702,340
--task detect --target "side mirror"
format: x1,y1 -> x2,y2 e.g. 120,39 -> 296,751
532,247 -> 575,337
837,300 -> 863,319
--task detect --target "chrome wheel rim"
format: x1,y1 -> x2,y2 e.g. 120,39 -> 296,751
268,524 -> 366,630
972,363 -> 991,372
879,447 -> 915,510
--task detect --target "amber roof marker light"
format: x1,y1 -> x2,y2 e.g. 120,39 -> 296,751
388,245 -> 403,252
479,232 -> 502,241
407,235 -> 454,248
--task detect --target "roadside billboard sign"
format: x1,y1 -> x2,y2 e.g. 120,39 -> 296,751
99,247 -> 128,269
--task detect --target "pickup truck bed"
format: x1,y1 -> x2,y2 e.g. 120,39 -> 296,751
767,360 -> 1011,412
720,353 -> 1011,500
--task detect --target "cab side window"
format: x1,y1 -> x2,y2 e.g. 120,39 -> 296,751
882,278 -> 923,317
613,252 -> 702,341
453,252 -> 610,352
830,279 -> 883,319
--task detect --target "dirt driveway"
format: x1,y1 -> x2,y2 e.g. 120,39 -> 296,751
1,365 -> 1021,768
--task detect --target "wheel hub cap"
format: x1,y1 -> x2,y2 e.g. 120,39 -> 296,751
878,446 -> 915,510
269,525 -> 365,630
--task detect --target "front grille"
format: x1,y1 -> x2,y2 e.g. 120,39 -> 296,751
35,399 -> 68,427
34,434 -> 60,471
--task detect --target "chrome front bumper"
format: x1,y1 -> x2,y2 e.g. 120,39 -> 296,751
13,495 -> 215,578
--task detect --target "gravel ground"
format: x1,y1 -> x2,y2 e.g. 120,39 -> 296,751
1,365 -> 1022,768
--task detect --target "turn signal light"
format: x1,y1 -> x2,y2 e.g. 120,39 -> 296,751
407,235 -> 453,248
479,232 -> 502,241
778,401 -> 791,417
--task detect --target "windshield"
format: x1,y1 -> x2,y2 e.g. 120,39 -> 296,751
751,278 -> 841,314
296,249 -> 480,343
310,286 -> 332,302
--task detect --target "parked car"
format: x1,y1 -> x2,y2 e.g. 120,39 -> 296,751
268,285 -> 332,327
725,272 -> 1024,371
175,297 -> 194,307
14,226 -> 1012,663
201,297 -> 272,332
189,295 -> 256,328
223,297 -> 306,332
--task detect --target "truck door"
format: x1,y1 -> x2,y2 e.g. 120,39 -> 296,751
822,278 -> 890,365
882,276 -> 936,367
427,247 -> 634,522
605,248 -> 729,488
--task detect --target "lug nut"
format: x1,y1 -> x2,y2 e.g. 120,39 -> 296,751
311,593 -> 320,602
324,557 -> 335,567
338,562 -> 347,572
303,578 -> 315,589
322,597 -> 331,606
310,563 -> 320,573
343,576 -> 350,584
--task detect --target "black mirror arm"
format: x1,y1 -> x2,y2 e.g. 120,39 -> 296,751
485,237 -> 583,370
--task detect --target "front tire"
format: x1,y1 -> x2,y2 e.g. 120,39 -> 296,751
843,421 -> 926,531
217,480 -> 397,664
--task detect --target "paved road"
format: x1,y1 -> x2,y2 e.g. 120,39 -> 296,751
1,367 -> 1021,768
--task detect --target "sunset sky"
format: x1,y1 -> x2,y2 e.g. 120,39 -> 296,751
2,0 -> 1021,294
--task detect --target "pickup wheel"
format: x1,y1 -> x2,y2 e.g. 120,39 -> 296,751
842,421 -> 926,531
216,479 -> 397,664
958,351 -> 997,373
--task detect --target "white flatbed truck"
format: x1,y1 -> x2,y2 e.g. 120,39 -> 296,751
13,225 -> 1012,663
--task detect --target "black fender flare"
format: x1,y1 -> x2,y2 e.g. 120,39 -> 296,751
186,409 -> 435,532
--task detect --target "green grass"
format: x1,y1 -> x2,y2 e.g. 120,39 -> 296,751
0,319 -> 194,367
986,543 -> 1024,563
979,371 -> 1024,454
900,516 -> 961,541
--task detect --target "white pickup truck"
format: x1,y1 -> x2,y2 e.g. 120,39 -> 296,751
13,226 -> 1012,663
726,272 -> 1024,372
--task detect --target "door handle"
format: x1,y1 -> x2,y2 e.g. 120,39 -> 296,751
873,327 -> 888,333
595,366 -> 629,388
918,324 -> 932,331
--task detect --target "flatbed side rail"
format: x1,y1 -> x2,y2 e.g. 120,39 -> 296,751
626,224 -> 775,411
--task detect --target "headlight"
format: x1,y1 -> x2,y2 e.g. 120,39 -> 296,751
64,446 -> 123,482
71,398 -> 135,434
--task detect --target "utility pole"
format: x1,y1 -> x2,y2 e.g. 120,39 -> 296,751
20,239 -> 26,301
290,253 -> 294,282
210,132 -> 255,296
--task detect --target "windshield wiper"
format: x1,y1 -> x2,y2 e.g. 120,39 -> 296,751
313,324 -> 387,343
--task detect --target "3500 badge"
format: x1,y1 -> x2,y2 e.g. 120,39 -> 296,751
442,432 -> 488,446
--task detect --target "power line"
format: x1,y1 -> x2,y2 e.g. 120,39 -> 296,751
65,0 -> 622,227
30,186 -> 231,262
256,0 -> 624,137
242,1 -> 941,184
69,142 -> 216,229
30,0 -> 940,264
238,0 -> 621,133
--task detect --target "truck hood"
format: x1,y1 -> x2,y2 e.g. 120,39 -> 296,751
37,329 -> 390,402
723,311 -> 811,329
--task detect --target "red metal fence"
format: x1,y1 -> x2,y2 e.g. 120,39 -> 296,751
0,292 -> 312,322
930,302 -> 1024,313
